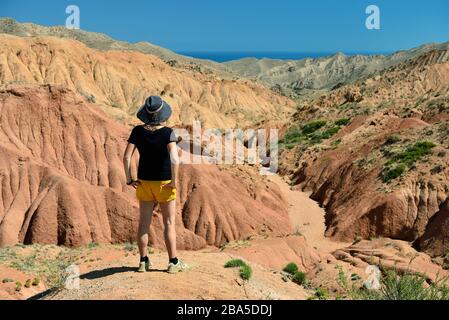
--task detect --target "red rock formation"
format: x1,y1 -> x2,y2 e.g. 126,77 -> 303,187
280,50 -> 449,257
289,114 -> 449,256
0,84 -> 292,249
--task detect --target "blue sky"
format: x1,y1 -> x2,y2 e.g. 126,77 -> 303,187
1,0 -> 449,53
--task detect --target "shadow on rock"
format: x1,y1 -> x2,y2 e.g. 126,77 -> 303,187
81,266 -> 167,280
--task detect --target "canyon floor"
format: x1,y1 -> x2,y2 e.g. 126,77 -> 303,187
268,175 -> 351,254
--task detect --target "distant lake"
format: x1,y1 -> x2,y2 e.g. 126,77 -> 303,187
176,51 -> 391,62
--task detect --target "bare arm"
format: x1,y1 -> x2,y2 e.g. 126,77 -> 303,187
123,143 -> 138,188
167,142 -> 179,188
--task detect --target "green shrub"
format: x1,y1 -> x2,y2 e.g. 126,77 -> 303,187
239,264 -> 252,280
280,120 -> 342,148
10,254 -> 37,272
321,126 -> 341,139
335,118 -> 351,126
283,263 -> 299,275
0,247 -> 18,262
392,141 -> 436,167
24,279 -> 32,288
39,251 -> 79,290
351,270 -> 449,300
292,271 -> 307,285
82,93 -> 96,103
332,139 -> 342,146
301,120 -> 327,135
351,273 -> 362,281
86,95 -> 96,103
224,259 -> 246,268
309,133 -> 323,144
31,277 -> 40,286
2,278 -> 14,283
15,281 -> 22,292
385,135 -> 401,145
279,127 -> 305,147
383,164 -> 406,182
87,242 -> 99,249
284,143 -> 296,150
312,287 -> 329,300
382,141 -> 436,183
224,259 -> 252,280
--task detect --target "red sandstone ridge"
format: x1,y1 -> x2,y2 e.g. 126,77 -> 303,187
0,84 -> 292,249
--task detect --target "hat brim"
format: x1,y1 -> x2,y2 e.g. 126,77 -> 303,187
136,100 -> 172,124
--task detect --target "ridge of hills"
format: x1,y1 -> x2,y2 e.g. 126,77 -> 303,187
224,42 -> 449,97
0,17 -> 233,78
3,17 -> 449,98
0,33 -> 294,128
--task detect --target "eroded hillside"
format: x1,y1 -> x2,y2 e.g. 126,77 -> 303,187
0,17 -> 234,78
0,34 -> 294,128
279,49 -> 449,257
0,84 -> 292,249
225,43 -> 449,97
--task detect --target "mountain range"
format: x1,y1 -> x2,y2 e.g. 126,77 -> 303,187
2,17 -> 449,98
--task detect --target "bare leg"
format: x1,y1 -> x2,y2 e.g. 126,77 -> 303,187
138,201 -> 154,258
160,200 -> 177,259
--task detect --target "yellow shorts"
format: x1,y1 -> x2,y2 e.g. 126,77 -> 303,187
136,180 -> 177,203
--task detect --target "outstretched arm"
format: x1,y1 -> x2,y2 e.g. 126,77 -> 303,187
167,142 -> 179,188
123,143 -> 139,188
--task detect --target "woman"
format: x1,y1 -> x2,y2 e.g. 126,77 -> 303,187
123,95 -> 188,273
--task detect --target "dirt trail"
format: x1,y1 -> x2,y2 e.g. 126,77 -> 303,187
269,175 -> 349,253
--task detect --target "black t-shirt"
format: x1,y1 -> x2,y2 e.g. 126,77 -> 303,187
127,126 -> 177,181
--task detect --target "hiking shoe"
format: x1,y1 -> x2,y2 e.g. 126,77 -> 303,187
137,259 -> 152,273
167,259 -> 189,274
